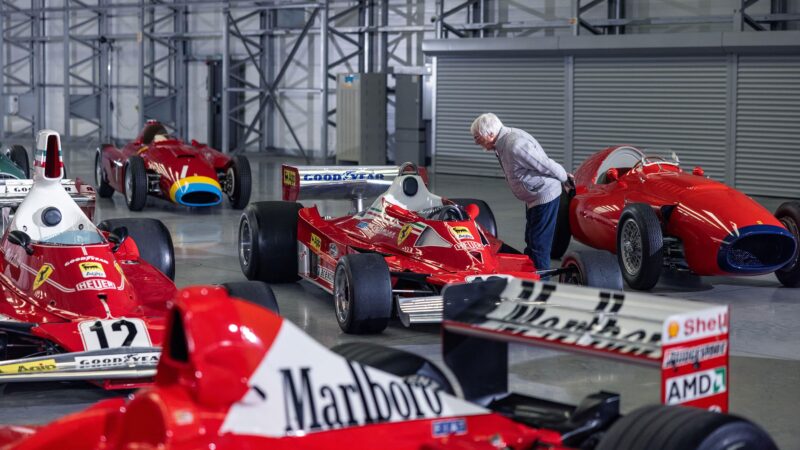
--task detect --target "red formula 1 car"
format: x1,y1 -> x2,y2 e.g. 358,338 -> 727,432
0,279 -> 776,450
238,164 -> 622,334
95,120 -> 251,211
552,145 -> 800,290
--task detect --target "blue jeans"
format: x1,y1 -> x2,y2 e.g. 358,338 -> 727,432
525,198 -> 560,273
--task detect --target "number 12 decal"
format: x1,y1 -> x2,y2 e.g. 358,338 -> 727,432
78,318 -> 151,350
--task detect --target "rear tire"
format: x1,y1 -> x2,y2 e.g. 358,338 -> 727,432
222,281 -> 279,314
225,154 -> 252,210
559,250 -> 623,290
450,198 -> 497,238
332,342 -> 458,396
9,145 -> 29,178
617,203 -> 663,290
124,155 -> 148,211
238,201 -> 301,283
775,201 -> 800,287
334,253 -> 392,334
550,189 -> 573,259
596,404 -> 776,450
95,150 -> 114,198
98,218 -> 175,280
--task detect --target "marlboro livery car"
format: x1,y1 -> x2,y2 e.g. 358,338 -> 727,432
0,280 -> 775,450
238,163 -> 622,334
552,145 -> 800,290
95,120 -> 251,211
0,130 -> 182,388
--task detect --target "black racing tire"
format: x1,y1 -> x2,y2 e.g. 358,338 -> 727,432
332,342 -> 459,396
124,155 -> 148,211
596,404 -> 777,450
551,189 -> 574,259
775,201 -> 800,287
559,249 -> 623,290
95,149 -> 114,198
450,198 -> 497,238
9,145 -> 29,178
222,281 -> 279,314
226,154 -> 252,210
617,203 -> 663,290
238,201 -> 301,283
334,253 -> 392,334
98,218 -> 175,280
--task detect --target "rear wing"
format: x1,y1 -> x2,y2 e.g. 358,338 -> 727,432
442,277 -> 729,412
281,164 -> 429,212
0,178 -> 96,231
0,346 -> 158,384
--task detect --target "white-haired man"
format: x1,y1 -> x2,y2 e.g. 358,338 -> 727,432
471,113 -> 572,272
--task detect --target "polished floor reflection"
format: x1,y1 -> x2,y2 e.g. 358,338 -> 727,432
0,152 -> 797,449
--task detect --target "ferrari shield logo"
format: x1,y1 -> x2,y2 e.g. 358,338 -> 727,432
33,264 -> 54,290
283,169 -> 297,187
310,233 -> 322,252
79,262 -> 106,278
397,224 -> 414,245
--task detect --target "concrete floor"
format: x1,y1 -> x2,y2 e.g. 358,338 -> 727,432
1,152 -> 798,449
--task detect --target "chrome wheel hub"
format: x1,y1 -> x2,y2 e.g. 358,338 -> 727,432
334,266 -> 350,324
621,220 -> 643,276
239,218 -> 252,267
124,166 -> 133,203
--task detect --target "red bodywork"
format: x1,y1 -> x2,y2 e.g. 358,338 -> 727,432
99,124 -> 233,207
0,286 -> 570,450
569,145 -> 796,276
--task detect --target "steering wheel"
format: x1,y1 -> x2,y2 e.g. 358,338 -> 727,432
398,162 -> 419,176
433,205 -> 468,222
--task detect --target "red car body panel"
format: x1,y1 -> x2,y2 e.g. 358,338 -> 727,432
100,127 -> 234,207
569,145 -> 795,276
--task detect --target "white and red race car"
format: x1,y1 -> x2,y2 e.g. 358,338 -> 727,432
0,278 -> 774,449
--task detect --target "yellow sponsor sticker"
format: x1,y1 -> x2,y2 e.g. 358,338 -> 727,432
79,262 -> 106,278
310,233 -> 322,252
283,169 -> 297,187
137,145 -> 148,155
397,224 -> 414,246
33,264 -> 54,290
451,226 -> 473,241
0,359 -> 57,374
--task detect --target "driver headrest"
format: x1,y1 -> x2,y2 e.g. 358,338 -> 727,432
402,177 -> 418,197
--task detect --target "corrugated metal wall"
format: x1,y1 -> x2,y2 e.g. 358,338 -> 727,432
435,57 -> 565,176
573,56 -> 728,179
735,56 -> 800,198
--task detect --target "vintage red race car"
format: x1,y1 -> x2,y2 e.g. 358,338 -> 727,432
0,278 -> 776,449
238,164 -> 622,334
552,145 -> 800,290
95,120 -> 251,211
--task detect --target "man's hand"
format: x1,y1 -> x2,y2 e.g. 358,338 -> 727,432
563,173 -> 575,193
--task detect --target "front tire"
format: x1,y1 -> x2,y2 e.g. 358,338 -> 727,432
223,281 -> 279,314
124,155 -> 148,211
596,404 -> 776,450
225,154 -> 252,210
775,201 -> 800,287
9,145 -> 29,178
334,253 -> 392,334
559,250 -> 623,290
617,203 -> 663,290
95,150 -> 114,198
98,218 -> 175,280
238,201 -> 301,283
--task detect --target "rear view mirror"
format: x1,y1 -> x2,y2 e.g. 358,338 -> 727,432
693,166 -> 705,177
606,168 -> 619,183
8,230 -> 34,255
464,203 -> 480,221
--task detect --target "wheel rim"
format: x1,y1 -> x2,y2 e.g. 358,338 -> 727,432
621,219 -> 643,276
238,217 -> 252,267
224,167 -> 236,197
559,261 -> 584,285
124,165 -> 133,204
334,265 -> 350,324
778,216 -> 799,272
95,156 -> 103,185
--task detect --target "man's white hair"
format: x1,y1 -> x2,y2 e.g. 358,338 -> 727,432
471,113 -> 503,137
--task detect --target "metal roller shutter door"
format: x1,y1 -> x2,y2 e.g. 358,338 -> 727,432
435,57 -> 565,177
573,57 -> 728,180
736,56 -> 800,198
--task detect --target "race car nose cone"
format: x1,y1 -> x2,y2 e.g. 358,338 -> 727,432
169,176 -> 223,207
